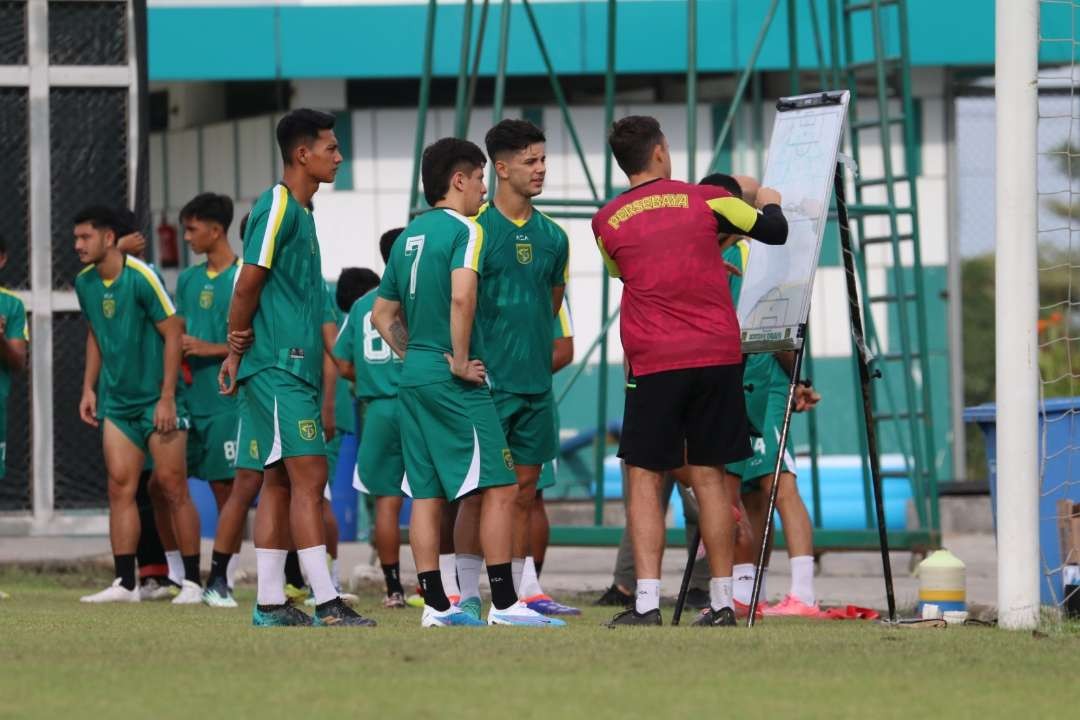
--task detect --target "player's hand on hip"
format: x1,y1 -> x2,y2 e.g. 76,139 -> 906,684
228,328 -> 254,355
755,186 -> 782,208
445,353 -> 487,385
219,352 -> 241,396
78,388 -> 99,428
181,334 -> 202,357
154,396 -> 178,433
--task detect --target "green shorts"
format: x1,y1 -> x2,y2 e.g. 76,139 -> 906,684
492,388 -> 558,467
237,368 -> 326,467
234,385 -> 262,472
187,412 -> 238,482
355,397 -> 406,497
105,401 -> 192,456
398,379 -> 516,500
728,356 -> 796,492
536,404 -> 563,492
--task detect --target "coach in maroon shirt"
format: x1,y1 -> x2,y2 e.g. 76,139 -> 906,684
593,116 -> 787,627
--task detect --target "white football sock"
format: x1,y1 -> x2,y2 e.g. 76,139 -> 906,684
297,545 -> 338,605
635,578 -> 661,614
226,554 -> 239,590
511,557 -> 525,595
255,548 -> 287,606
330,557 -> 341,592
789,555 -> 816,605
519,556 -> 544,598
732,563 -> 755,605
165,550 -> 183,586
439,553 -> 460,598
456,553 -> 483,600
709,577 -> 734,612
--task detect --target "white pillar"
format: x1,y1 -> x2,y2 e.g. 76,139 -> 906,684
994,0 -> 1041,630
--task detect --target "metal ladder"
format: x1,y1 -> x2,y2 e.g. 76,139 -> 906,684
839,0 -> 940,536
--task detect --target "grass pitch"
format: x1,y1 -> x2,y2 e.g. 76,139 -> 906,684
0,567 -> 1076,719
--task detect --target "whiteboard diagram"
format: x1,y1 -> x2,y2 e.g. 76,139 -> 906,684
737,90 -> 849,353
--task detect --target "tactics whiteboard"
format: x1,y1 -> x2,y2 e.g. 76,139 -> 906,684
737,90 -> 850,353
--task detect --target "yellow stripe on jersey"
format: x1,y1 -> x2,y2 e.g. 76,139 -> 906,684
557,303 -> 574,338
738,239 -> 750,270
78,264 -> 95,277
448,209 -> 484,271
126,256 -> 176,317
706,195 -> 759,233
259,184 -> 288,268
595,236 -> 621,278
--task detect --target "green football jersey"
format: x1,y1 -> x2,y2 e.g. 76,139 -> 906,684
239,183 -> 325,389
334,289 -> 402,401
474,203 -> 569,394
724,239 -> 749,307
75,255 -> 175,416
175,258 -> 240,417
376,207 -> 487,388
725,239 -> 779,384
322,283 -> 356,433
0,288 -> 28,401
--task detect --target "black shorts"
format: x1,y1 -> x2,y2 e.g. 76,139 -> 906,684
618,363 -> 751,472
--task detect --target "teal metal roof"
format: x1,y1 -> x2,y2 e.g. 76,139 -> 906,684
146,1 -> 1034,82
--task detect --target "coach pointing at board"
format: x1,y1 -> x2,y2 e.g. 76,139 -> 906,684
593,116 -> 787,627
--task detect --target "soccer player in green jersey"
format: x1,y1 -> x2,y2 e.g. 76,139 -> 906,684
218,109 -> 372,627
333,242 -> 411,608
172,192 -> 243,608
451,120 -> 570,618
0,235 -> 27,482
371,137 -> 562,627
73,206 -> 202,604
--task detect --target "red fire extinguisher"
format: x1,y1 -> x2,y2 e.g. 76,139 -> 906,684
157,211 -> 179,268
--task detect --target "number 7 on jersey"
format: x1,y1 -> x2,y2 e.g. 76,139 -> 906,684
405,235 -> 425,298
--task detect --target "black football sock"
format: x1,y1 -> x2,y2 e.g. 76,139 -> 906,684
115,554 -> 137,591
382,563 -> 404,596
487,562 -> 517,610
207,551 -> 232,584
418,570 -> 451,611
284,550 -> 306,588
182,554 -> 201,585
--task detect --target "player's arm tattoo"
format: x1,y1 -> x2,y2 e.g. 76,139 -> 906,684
387,319 -> 409,358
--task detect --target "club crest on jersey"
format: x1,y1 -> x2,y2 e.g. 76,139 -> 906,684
502,448 -> 515,470
249,440 -> 259,459
298,419 -> 318,441
102,297 -> 116,319
515,242 -> 533,265
199,287 -> 213,309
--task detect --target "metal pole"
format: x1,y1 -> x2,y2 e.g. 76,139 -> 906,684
489,0 -> 511,192
787,0 -> 799,95
521,0 -> 600,201
747,348 -> 805,626
835,162 -> 897,622
407,0 -> 438,218
807,0 -> 830,91
994,0 -> 1040,630
463,0 -> 491,138
27,0 -> 54,530
672,529 -> 701,626
453,0 -> 475,138
595,0 -> 616,527
687,0 -> 698,181
707,0 -> 782,173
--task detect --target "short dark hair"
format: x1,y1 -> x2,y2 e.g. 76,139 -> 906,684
180,193 -> 234,232
73,205 -> 120,235
238,212 -> 250,241
421,137 -> 486,207
276,108 -> 335,165
699,173 -> 743,199
379,227 -> 404,264
335,267 -> 380,313
485,119 -> 546,161
609,115 -> 664,176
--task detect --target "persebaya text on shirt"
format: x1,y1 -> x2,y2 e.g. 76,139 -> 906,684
605,193 -> 689,230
